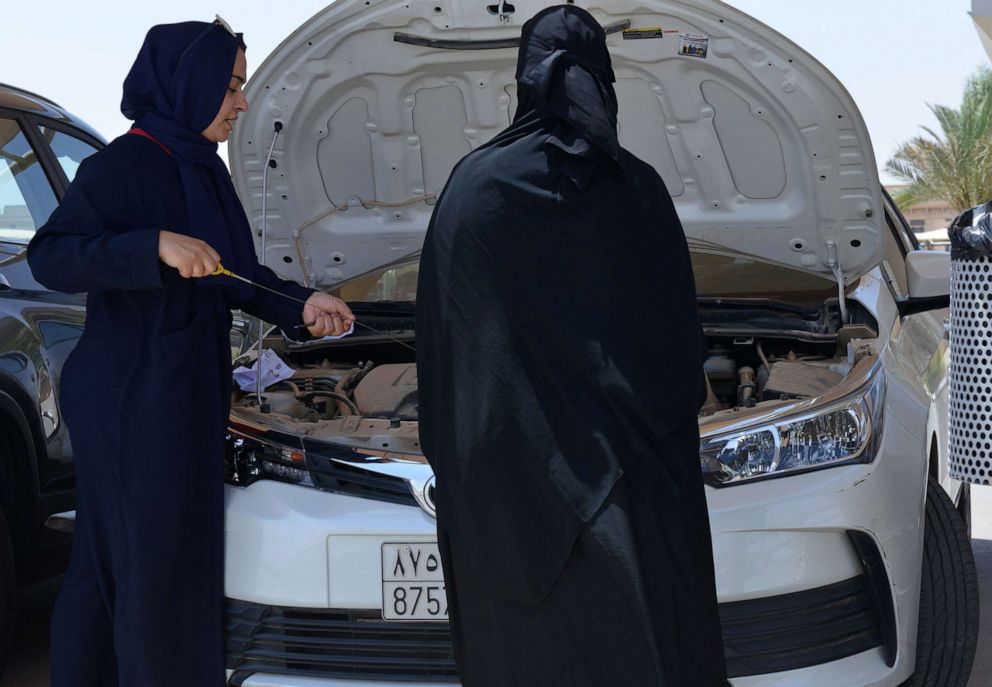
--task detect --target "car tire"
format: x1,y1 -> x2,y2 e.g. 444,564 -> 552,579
0,506 -> 13,679
958,483 -> 972,541
901,477 -> 979,687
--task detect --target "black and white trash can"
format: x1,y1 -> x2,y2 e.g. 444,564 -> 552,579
949,201 -> 992,485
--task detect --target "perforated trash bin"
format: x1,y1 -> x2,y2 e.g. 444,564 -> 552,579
949,201 -> 992,485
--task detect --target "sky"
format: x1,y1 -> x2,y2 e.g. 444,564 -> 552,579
2,1 -> 987,184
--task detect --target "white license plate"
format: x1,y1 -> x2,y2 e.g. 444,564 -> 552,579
381,542 -> 448,621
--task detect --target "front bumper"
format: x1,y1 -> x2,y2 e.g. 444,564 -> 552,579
225,573 -> 885,683
223,411 -> 926,686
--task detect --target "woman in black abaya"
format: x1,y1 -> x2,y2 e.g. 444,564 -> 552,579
416,5 -> 728,686
27,19 -> 353,685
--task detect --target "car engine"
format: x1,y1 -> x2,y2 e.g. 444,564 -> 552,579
231,336 -> 862,427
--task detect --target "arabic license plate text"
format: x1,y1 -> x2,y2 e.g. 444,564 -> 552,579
381,542 -> 448,621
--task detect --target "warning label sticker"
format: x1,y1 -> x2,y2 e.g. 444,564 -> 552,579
678,33 -> 710,59
622,27 -> 677,40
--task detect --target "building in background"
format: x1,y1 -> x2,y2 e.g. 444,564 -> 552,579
885,185 -> 956,232
886,0 -> 991,245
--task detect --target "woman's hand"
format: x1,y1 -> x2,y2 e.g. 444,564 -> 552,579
159,230 -> 221,278
303,292 -> 356,337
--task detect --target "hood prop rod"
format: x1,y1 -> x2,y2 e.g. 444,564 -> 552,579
826,240 -> 849,324
255,120 -> 283,411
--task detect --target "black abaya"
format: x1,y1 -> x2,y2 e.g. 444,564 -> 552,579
416,5 -> 728,685
438,419 -> 726,687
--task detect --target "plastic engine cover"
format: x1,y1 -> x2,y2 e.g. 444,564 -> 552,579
762,361 -> 843,401
352,363 -> 419,419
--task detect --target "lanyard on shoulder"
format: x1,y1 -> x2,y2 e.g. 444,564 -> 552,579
127,127 -> 172,157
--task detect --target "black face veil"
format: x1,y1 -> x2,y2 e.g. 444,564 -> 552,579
415,6 -> 726,684
513,5 -> 620,160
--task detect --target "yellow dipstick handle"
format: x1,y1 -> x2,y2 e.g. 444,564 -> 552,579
211,263 -> 256,287
211,263 -> 237,279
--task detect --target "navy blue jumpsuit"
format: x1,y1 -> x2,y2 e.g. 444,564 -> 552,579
27,131 -> 313,684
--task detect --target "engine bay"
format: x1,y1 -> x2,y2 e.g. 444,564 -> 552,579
231,333 -> 866,432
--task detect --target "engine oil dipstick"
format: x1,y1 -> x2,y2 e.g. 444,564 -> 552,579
209,264 -> 417,352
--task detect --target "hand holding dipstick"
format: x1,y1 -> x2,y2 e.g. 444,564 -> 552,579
210,263 -> 355,338
159,229 -> 409,346
209,263 -> 412,348
157,232 -> 354,337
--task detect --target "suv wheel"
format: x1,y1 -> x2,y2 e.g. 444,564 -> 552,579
901,477 -> 979,687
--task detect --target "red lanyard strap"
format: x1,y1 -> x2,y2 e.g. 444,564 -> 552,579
128,127 -> 172,157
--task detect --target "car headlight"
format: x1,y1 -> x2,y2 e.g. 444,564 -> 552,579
225,429 -> 313,488
700,365 -> 885,486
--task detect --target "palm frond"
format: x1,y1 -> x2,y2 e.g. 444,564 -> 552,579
888,65 -> 992,212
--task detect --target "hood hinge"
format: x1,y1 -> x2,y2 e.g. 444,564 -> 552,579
497,0 -> 512,23
825,240 -> 849,324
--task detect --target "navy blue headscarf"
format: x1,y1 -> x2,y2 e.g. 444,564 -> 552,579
121,21 -> 252,293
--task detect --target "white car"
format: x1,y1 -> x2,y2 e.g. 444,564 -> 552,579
221,1 -> 978,685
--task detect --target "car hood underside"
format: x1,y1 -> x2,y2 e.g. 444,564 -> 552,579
229,0 -> 884,290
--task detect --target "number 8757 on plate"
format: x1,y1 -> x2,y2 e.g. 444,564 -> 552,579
381,542 -> 448,621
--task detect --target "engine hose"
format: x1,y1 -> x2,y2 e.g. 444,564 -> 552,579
756,341 -> 771,371
280,381 -> 361,416
334,369 -> 365,417
276,367 -> 367,417
301,391 -> 360,416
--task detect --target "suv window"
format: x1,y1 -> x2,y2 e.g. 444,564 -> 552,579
0,117 -> 58,242
38,125 -> 99,183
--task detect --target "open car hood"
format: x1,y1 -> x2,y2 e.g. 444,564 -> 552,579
229,0 -> 883,288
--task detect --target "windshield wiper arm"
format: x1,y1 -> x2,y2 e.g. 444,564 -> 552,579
0,247 -> 26,269
696,297 -> 821,318
347,301 -> 415,316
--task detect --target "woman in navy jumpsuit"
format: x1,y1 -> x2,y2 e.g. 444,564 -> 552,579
27,20 -> 353,685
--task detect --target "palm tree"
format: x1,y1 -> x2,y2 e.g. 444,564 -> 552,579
887,66 -> 992,213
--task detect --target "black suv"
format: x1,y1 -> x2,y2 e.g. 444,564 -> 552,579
0,83 -> 103,673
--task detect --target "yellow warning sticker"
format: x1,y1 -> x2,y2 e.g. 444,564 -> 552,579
622,27 -> 678,40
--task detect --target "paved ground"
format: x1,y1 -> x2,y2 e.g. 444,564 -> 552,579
1,576 -> 54,687
3,491 -> 992,686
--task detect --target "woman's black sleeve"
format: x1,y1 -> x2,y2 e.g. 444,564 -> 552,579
26,158 -> 162,293
228,262 -> 316,337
